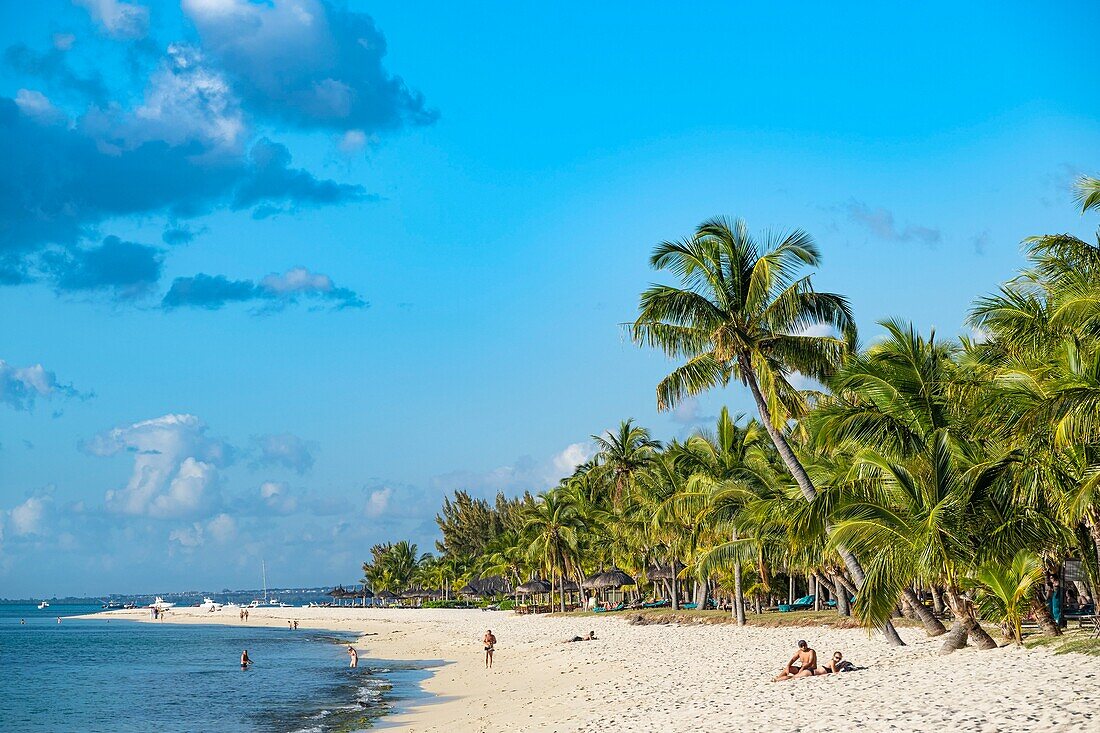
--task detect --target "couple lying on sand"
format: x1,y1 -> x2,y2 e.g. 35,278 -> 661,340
773,640 -> 857,681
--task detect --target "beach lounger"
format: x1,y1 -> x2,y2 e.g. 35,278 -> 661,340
786,594 -> 815,611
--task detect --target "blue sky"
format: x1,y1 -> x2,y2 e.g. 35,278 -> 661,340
1,1 -> 1098,598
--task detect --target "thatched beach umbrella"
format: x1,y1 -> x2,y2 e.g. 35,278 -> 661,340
516,579 -> 553,594
559,579 -> 581,593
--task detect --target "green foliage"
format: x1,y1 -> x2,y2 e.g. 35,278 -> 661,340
971,550 -> 1044,643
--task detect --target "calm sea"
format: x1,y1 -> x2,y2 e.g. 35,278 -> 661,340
0,603 -> 432,732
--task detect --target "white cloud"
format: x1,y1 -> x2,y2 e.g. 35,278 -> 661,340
169,512 -> 237,548
0,359 -> 82,411
14,90 -> 64,124
250,432 -> 316,473
432,442 -> 595,496
258,481 -> 298,514
90,414 -> 232,519
131,44 -> 244,150
365,486 -> 393,517
9,496 -> 49,536
551,442 -> 593,476
75,0 -> 150,39
844,199 -> 941,245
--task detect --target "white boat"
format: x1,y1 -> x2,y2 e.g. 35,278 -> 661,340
37,601 -> 49,609
198,597 -> 222,612
148,597 -> 174,610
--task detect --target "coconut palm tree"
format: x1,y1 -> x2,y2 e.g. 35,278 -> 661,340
631,216 -> 904,645
672,408 -> 775,623
972,550 -> 1045,644
592,419 -> 662,505
524,491 -> 584,612
1076,174 -> 1100,213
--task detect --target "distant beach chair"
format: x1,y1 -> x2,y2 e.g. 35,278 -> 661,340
784,595 -> 815,611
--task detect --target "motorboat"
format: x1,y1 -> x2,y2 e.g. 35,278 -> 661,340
101,600 -> 123,609
198,597 -> 222,612
37,601 -> 49,610
148,597 -> 174,610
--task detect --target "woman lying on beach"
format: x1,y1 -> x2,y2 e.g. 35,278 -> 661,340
564,631 -> 597,643
821,651 -> 856,673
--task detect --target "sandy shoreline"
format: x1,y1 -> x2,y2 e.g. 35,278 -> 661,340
83,606 -> 1100,732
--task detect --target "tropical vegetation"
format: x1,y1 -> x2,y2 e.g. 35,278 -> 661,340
361,179 -> 1100,652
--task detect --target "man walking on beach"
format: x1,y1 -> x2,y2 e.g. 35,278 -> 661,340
483,629 -> 496,668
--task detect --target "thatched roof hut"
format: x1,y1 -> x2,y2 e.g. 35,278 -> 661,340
559,579 -> 581,593
459,575 -> 511,597
582,568 -> 636,590
377,589 -> 397,600
516,579 -> 552,594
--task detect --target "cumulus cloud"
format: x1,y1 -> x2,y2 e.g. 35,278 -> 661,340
232,137 -> 370,215
182,0 -> 437,133
365,486 -> 393,518
0,359 -> 83,411
4,43 -> 109,105
257,481 -> 299,515
162,266 -> 366,311
76,0 -> 150,39
41,236 -> 163,299
8,495 -> 50,536
432,442 -> 595,496
0,59 -> 370,298
169,512 -> 237,547
250,432 -> 316,474
88,413 -> 233,519
844,200 -> 941,245
162,224 -> 203,245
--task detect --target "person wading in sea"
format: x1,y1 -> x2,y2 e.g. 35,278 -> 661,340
240,650 -> 252,669
483,630 -> 497,668
347,646 -> 358,668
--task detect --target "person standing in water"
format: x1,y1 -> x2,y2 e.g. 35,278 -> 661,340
347,646 -> 358,668
483,630 -> 496,668
240,650 -> 252,669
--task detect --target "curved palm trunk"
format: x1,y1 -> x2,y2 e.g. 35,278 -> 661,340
740,358 -> 905,647
942,587 -> 997,653
1029,593 -> 1062,637
901,587 -> 947,636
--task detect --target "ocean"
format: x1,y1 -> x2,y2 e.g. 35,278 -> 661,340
0,603 -> 431,732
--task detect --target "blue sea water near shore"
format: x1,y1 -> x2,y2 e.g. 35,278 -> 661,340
0,603 -> 432,732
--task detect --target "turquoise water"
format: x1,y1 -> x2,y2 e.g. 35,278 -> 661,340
0,604 -> 432,732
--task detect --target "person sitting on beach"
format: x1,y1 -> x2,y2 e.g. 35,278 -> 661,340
347,645 -> 358,668
773,640 -> 817,681
821,651 -> 856,674
240,650 -> 252,669
565,631 -> 597,643
483,629 -> 497,668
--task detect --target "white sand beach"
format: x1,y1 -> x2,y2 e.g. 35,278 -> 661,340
91,606 -> 1100,732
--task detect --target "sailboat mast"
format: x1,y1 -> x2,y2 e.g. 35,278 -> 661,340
262,560 -> 268,603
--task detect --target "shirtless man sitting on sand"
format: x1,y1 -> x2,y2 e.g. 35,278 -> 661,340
773,640 -> 817,681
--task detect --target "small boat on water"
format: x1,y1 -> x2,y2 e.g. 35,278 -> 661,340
102,600 -> 123,609
198,597 -> 222,612
37,601 -> 49,610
